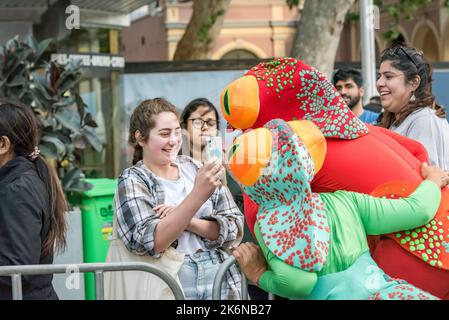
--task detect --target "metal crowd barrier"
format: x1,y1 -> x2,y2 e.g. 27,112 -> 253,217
0,262 -> 185,300
212,256 -> 275,300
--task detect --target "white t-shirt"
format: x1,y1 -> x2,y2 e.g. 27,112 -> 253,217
391,108 -> 449,170
156,162 -> 213,254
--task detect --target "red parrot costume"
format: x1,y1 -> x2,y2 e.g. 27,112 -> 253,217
220,57 -> 449,299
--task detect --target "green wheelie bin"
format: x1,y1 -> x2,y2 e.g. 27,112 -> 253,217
71,178 -> 117,300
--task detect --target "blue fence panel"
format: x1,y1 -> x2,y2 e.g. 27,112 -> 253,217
433,70 -> 449,121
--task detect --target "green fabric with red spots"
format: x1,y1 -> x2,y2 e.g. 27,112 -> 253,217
241,119 -> 330,272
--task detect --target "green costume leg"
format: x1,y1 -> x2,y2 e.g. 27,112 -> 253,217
306,252 -> 438,300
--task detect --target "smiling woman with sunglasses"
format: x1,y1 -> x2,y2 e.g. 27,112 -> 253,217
374,47 -> 449,300
376,46 -> 449,170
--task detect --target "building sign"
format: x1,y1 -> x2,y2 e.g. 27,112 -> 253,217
51,53 -> 125,69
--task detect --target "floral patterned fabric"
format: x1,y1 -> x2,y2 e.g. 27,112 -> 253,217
241,119 -> 330,272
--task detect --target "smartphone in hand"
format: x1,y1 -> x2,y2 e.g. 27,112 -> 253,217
205,136 -> 223,163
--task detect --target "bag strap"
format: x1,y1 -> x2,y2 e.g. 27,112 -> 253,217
112,209 -> 119,240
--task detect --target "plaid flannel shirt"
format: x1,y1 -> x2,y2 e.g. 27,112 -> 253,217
114,155 -> 244,299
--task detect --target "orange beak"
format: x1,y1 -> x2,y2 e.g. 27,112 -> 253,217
227,128 -> 272,187
227,120 -> 326,187
221,75 -> 260,130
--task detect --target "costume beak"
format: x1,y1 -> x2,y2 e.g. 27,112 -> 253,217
227,128 -> 272,186
221,75 -> 260,130
227,120 -> 326,187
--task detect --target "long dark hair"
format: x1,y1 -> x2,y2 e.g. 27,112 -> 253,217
128,98 -> 178,165
0,99 -> 67,255
377,46 -> 446,128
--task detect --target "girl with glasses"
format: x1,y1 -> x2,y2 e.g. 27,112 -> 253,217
180,98 -> 220,162
180,97 -> 270,299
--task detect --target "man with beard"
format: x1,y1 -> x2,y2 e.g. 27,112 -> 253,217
333,68 -> 379,124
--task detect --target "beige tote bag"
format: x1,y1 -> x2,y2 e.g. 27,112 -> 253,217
104,215 -> 185,300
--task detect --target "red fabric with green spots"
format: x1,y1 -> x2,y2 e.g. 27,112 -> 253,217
246,57 -> 368,139
371,181 -> 449,271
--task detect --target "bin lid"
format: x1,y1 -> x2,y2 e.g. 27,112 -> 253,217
82,178 -> 118,198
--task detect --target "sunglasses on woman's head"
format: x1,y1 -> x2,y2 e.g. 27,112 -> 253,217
382,47 -> 422,68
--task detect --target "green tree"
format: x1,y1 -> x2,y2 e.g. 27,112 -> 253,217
289,0 -> 356,79
172,0 -> 448,76
173,0 -> 231,60
373,0 -> 449,40
287,0 -> 448,76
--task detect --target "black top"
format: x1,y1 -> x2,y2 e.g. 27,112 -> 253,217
0,156 -> 58,300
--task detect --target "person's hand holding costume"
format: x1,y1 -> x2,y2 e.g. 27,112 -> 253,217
232,242 -> 267,285
421,162 -> 449,188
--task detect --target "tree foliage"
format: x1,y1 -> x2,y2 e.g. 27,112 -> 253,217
357,0 -> 448,41
173,0 -> 231,60
173,0 -> 447,61
289,0 -> 448,41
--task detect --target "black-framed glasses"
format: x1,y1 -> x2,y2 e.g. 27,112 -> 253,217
382,47 -> 421,68
189,118 -> 217,129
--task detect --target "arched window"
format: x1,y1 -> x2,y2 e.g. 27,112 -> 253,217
444,22 -> 449,61
412,24 -> 439,62
221,49 -> 258,60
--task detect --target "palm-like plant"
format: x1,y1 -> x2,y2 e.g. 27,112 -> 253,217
0,35 -> 102,191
